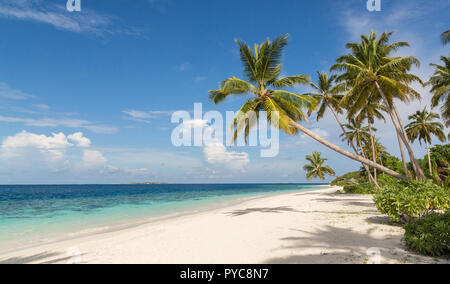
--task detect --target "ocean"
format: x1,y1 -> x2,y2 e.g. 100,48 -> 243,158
0,183 -> 325,252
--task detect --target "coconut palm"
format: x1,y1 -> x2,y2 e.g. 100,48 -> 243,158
303,152 -> 336,181
209,35 -> 407,180
427,56 -> 450,135
305,72 -> 378,186
340,119 -> 372,157
331,31 -> 426,180
354,97 -> 387,181
442,30 -> 450,45
406,108 -> 446,176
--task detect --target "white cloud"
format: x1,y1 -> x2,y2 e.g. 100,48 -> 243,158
68,132 -> 91,148
122,109 -> 175,123
0,115 -> 118,134
203,142 -> 249,172
0,82 -> 34,100
83,150 -> 107,167
0,131 -> 150,182
0,0 -> 138,35
2,130 -> 71,150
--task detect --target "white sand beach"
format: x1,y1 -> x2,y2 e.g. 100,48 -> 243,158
0,187 -> 447,264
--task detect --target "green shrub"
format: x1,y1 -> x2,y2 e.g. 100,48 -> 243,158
343,183 -> 375,194
330,171 -> 365,186
403,212 -> 450,257
374,180 -> 450,223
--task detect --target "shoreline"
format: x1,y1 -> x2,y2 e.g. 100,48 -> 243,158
0,186 -> 326,256
1,186 -> 447,264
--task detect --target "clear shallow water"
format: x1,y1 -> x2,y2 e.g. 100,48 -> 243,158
0,184 -> 324,251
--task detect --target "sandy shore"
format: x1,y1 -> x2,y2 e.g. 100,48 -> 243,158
0,186 -> 448,264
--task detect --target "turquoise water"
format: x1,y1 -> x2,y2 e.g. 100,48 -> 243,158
0,184 -> 324,251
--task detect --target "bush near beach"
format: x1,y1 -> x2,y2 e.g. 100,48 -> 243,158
403,211 -> 450,257
373,180 -> 450,224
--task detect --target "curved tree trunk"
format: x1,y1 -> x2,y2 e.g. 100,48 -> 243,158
397,131 -> 409,177
368,121 -> 377,182
289,121 -> 408,180
392,103 -> 422,177
326,102 -> 379,188
425,136 -> 432,177
374,81 -> 425,180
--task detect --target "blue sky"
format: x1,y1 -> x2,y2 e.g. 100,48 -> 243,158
0,0 -> 448,184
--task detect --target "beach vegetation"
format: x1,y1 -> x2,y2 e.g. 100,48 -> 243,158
403,211 -> 450,257
210,34 -> 409,180
373,180 -> 450,223
303,152 -> 336,181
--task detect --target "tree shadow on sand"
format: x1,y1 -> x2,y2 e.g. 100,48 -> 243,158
263,226 -> 446,264
0,251 -> 86,264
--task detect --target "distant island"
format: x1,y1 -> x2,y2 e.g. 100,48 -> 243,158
128,182 -> 167,185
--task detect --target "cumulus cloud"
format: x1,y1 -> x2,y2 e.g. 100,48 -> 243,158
83,150 -> 107,167
203,142 -> 250,172
68,132 -> 91,148
0,131 -> 151,181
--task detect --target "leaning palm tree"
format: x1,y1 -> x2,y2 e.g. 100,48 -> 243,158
331,31 -> 426,179
305,72 -> 378,186
427,56 -> 450,136
406,108 -> 446,176
303,152 -> 336,181
442,30 -> 450,45
209,35 -> 407,180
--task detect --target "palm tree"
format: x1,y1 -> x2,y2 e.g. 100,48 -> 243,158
427,56 -> 450,136
340,119 -> 372,158
442,30 -> 450,45
331,31 -> 426,180
406,108 -> 446,176
354,97 -> 387,182
303,152 -> 336,181
305,72 -> 378,186
209,35 -> 408,180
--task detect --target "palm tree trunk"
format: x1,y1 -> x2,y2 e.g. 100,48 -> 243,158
326,102 -> 379,187
289,120 -> 408,180
397,131 -> 410,177
368,121 -> 377,182
425,136 -> 432,177
392,103 -> 423,177
374,81 -> 425,180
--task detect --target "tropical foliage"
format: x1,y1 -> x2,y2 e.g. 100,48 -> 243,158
403,211 -> 450,257
209,34 -> 406,180
303,152 -> 336,181
373,180 -> 450,223
427,56 -> 450,134
406,108 -> 446,176
331,31 -> 426,179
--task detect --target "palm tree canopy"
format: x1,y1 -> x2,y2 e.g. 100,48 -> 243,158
406,108 -> 447,145
303,152 -> 336,181
354,96 -> 387,125
209,35 -> 317,142
362,137 -> 388,160
340,119 -> 373,147
304,72 -> 346,121
427,56 -> 450,128
330,31 -> 423,114
442,30 -> 450,45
